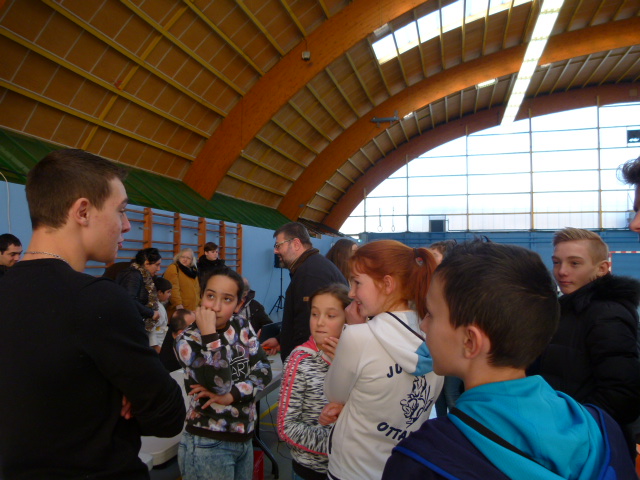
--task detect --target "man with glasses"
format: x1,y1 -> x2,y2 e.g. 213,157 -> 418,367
263,222 -> 347,361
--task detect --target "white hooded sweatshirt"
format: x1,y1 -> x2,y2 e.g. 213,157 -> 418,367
324,310 -> 443,480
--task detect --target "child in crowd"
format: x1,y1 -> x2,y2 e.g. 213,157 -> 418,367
383,241 -> 636,479
321,240 -> 443,480
159,308 -> 196,372
150,276 -> 172,353
174,268 -> 272,480
278,284 -> 351,480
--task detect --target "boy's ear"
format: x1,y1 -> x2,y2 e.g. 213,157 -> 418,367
69,197 -> 92,226
596,259 -> 610,277
463,326 -> 489,359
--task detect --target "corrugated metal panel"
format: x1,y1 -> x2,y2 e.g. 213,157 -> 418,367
0,129 -> 290,230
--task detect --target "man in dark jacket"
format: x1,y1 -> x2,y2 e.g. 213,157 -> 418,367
531,227 -> 640,455
262,222 -> 347,361
0,149 -> 186,479
197,241 -> 225,287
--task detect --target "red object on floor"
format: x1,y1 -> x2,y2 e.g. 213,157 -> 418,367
253,449 -> 264,480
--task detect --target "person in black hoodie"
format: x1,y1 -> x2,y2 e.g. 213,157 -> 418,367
197,241 -> 225,286
530,227 -> 640,456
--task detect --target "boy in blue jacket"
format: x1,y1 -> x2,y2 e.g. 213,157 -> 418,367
383,241 -> 636,480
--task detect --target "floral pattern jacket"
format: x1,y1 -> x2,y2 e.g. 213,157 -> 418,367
175,313 -> 272,441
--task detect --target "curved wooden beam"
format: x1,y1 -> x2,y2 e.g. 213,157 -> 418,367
279,17 -> 640,220
323,83 -> 640,229
183,0 -> 431,198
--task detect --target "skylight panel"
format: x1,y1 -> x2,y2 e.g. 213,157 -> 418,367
395,22 -> 420,54
372,34 -> 398,64
441,1 -> 464,33
417,12 -> 440,43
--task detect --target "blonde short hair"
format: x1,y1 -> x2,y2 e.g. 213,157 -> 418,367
174,248 -> 196,267
552,228 -> 609,263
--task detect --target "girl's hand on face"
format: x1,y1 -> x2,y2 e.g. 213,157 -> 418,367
195,306 -> 218,335
322,336 -> 339,360
345,301 -> 367,325
319,402 -> 344,425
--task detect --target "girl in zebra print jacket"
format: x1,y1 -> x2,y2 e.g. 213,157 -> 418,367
277,284 -> 350,480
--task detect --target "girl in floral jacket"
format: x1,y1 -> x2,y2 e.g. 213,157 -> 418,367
174,267 -> 272,480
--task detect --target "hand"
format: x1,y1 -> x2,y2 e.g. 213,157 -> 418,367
190,384 -> 233,408
120,395 -> 133,420
319,402 -> 344,425
261,337 -> 280,355
345,301 -> 366,325
195,305 -> 217,335
322,336 -> 339,361
152,311 -> 160,321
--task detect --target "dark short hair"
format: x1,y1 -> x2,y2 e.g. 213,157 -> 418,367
204,242 -> 218,252
199,266 -> 244,300
169,309 -> 192,333
0,233 -> 21,253
428,239 -> 457,258
435,241 -> 559,369
26,149 -> 128,229
134,247 -> 161,265
619,156 -> 640,187
273,222 -> 312,248
309,283 -> 351,310
153,276 -> 172,293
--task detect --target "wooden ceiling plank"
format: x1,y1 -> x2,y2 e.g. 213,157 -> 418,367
335,168 -> 356,183
367,37 -> 393,96
459,89 -> 464,119
616,55 -> 640,83
565,55 -> 590,91
481,0 -> 490,55
372,137 -> 386,157
414,10 -> 429,77
0,79 -> 193,160
304,203 -> 331,214
240,151 -> 296,182
502,0 -> 516,49
307,83 -> 347,128
428,104 -> 436,129
318,1 -> 331,19
346,52 -> 375,106
534,66 -> 552,97
399,118 -> 410,142
41,0 -> 227,116
279,18 -> 640,220
438,0 -> 446,70
549,59 -> 572,94
255,134 -> 307,167
287,100 -> 333,142
0,27 -> 209,138
587,0 -> 607,27
599,48 -> 632,85
444,96 -> 449,123
279,0 -> 307,36
347,157 -> 365,174
414,111 -> 423,134
326,179 -> 347,193
473,87 -> 480,114
360,147 -> 376,166
386,129 -> 398,149
582,50 -> 611,88
227,171 -> 286,196
314,190 -> 337,203
325,67 -> 360,116
566,0 -> 585,31
272,118 -> 320,154
461,0 -> 467,62
236,0 -> 285,55
121,0 -> 245,95
183,0 -> 264,75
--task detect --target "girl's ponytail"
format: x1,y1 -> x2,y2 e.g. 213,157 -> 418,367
410,247 -> 437,319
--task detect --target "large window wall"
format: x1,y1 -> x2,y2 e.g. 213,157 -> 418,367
341,102 -> 640,235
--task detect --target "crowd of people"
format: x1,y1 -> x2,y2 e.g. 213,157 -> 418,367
0,148 -> 639,480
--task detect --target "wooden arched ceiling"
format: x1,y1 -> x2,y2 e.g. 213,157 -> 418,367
1,0 -> 639,232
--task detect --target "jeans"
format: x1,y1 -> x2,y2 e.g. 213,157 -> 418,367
178,431 -> 253,480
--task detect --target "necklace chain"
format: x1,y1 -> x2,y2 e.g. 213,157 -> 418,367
24,251 -> 70,266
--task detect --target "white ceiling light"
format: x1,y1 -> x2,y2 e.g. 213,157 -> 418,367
501,0 -> 565,124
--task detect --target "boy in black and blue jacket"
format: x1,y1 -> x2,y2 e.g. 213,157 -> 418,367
383,241 -> 636,480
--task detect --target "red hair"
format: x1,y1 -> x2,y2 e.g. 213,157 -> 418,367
349,240 -> 436,318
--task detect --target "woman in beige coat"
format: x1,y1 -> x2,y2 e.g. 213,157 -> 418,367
164,248 -> 200,318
